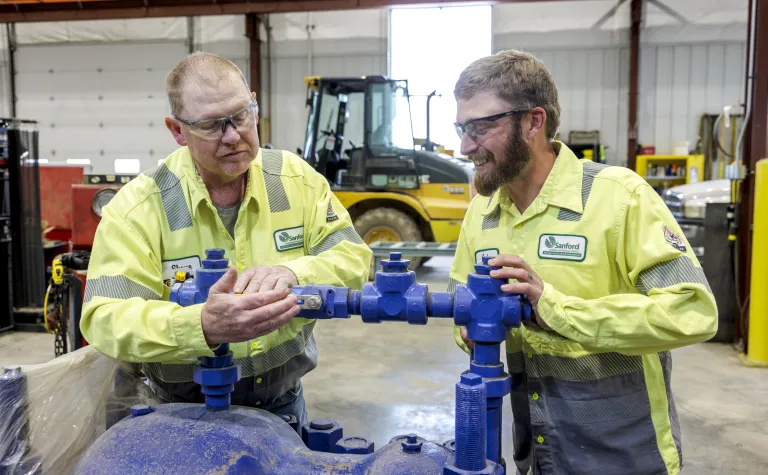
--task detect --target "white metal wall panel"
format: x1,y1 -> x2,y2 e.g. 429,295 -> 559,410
638,42 -> 746,155
15,41 -> 188,174
268,39 -> 386,152
521,47 -> 628,165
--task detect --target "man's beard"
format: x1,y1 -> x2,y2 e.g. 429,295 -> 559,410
469,123 -> 532,197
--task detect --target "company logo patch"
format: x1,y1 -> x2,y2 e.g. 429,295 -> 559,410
475,248 -> 499,265
274,226 -> 304,252
538,234 -> 587,262
664,226 -> 687,252
326,203 -> 338,223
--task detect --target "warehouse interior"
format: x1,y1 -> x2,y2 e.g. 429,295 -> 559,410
0,0 -> 767,474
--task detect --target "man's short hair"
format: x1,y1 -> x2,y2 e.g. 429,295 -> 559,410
166,52 -> 249,117
454,50 -> 561,141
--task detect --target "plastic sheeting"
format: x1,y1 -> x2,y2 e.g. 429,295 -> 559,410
0,347 -> 155,475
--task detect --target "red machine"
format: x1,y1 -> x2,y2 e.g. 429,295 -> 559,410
39,172 -> 130,354
71,184 -> 121,249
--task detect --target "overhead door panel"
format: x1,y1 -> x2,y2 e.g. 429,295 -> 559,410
16,41 -> 187,174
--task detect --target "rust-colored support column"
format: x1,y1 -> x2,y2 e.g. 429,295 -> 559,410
627,0 -> 642,170
245,13 -> 263,136
737,0 -> 768,348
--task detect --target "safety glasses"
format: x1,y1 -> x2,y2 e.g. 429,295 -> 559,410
174,102 -> 259,140
454,108 -> 530,141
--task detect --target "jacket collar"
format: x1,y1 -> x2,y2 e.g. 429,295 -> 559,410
173,147 -> 264,219
480,141 -> 584,217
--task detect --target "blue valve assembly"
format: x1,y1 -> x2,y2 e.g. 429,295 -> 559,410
71,249 -> 532,475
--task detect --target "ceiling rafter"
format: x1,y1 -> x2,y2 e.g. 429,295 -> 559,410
0,0 -> 582,23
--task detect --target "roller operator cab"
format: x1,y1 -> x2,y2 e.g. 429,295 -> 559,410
300,76 -> 475,268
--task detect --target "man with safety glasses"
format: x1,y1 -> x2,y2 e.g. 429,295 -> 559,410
80,52 -> 371,430
449,50 -> 717,474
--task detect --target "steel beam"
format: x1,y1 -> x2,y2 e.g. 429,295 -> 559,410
6,24 -> 16,118
627,0 -> 641,171
245,13 -> 263,138
0,0 -> 582,23
738,0 -> 768,349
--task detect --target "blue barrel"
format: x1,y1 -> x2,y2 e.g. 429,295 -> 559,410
0,366 -> 27,471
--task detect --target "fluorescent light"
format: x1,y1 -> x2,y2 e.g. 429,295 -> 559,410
114,158 -> 140,174
66,159 -> 91,165
20,151 -> 29,159
38,159 -> 49,164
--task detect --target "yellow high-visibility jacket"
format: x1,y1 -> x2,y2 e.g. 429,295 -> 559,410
81,147 -> 371,405
449,142 -> 717,475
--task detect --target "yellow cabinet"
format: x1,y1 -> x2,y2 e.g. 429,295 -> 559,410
635,154 -> 705,193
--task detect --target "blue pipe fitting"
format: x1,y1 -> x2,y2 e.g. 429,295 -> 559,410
162,248 -> 532,470
454,257 -> 532,345
193,344 -> 241,411
454,374 -> 486,471
302,419 -> 344,453
290,285 -> 354,319
334,437 -> 375,455
359,252 -> 430,324
170,249 -> 230,306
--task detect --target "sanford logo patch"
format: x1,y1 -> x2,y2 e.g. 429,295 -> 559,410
538,234 -> 587,262
274,226 -> 304,252
664,226 -> 687,252
326,202 -> 338,223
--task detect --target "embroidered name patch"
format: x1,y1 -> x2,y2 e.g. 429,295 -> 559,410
162,256 -> 201,285
274,226 -> 304,252
538,234 -> 587,262
475,248 -> 499,264
664,226 -> 687,252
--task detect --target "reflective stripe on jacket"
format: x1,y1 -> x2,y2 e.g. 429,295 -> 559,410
450,142 -> 717,475
81,147 -> 371,404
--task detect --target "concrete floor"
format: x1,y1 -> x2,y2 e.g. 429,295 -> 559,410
2,256 -> 768,473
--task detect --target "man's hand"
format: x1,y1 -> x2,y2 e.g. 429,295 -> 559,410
459,326 -> 475,350
233,265 -> 299,294
489,254 -> 551,330
458,254 -> 551,349
201,267 -> 301,346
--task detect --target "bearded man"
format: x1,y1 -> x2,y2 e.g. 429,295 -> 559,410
449,50 -> 717,475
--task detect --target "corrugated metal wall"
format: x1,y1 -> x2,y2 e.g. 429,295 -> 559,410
496,40 -> 745,166
520,47 -> 630,165
0,8 -> 749,170
638,42 -> 746,157
15,41 -> 188,174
